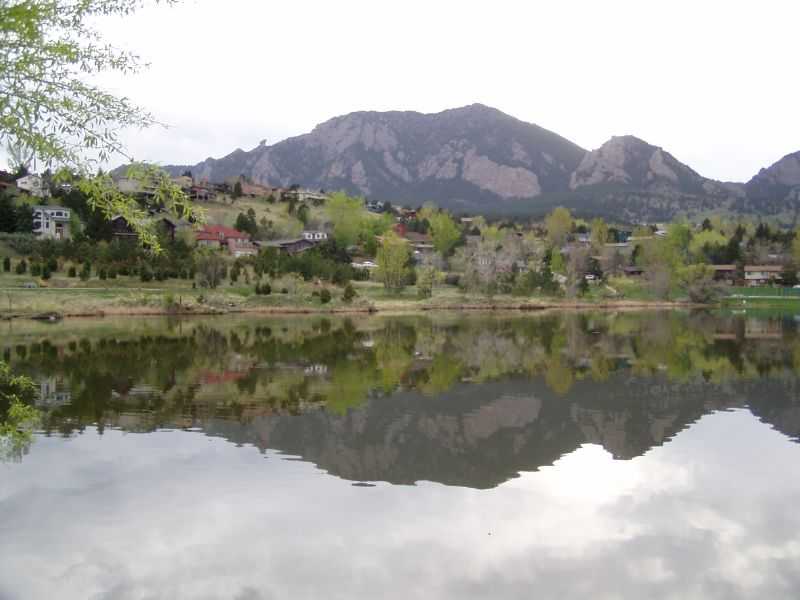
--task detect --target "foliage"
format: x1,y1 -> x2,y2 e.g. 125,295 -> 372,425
2,256 -> 9,272
341,281 -> 357,303
375,235 -> 412,294
0,1 -> 205,250
323,191 -> 379,247
0,360 -> 38,462
234,209 -> 258,237
416,265 -> 438,299
428,210 -> 462,258
545,206 -> 573,247
15,258 -> 26,274
193,246 -> 227,289
674,264 -> 723,303
319,288 -> 332,304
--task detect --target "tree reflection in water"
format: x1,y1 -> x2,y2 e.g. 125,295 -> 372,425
3,311 -> 799,486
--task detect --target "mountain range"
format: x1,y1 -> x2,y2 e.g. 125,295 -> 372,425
162,104 -> 800,224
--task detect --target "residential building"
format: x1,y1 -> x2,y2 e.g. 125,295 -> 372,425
111,215 -> 176,244
301,229 -> 330,242
16,174 -> 48,198
744,265 -> 783,287
709,264 -> 738,285
193,225 -> 257,256
113,176 -> 158,199
260,238 -> 316,255
33,205 -> 71,240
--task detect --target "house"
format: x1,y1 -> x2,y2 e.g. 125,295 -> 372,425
365,201 -> 385,213
744,265 -> 783,287
16,174 -> 48,198
301,229 -> 330,242
260,238 -> 316,255
193,225 -> 254,255
188,184 -> 217,203
709,264 -> 738,284
242,183 -> 281,198
292,188 -> 328,203
621,265 -> 644,277
399,231 -> 434,252
111,215 -> 176,243
113,176 -> 158,199
33,205 -> 71,240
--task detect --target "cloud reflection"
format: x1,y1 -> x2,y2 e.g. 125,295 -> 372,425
1,411 -> 799,599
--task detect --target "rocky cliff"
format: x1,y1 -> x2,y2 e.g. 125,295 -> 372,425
163,105 -> 799,223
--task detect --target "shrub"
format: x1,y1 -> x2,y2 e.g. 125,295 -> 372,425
108,267 -> 117,279
140,266 -> 152,282
15,259 -> 26,275
30,263 -> 41,277
319,288 -> 332,304
179,266 -> 189,280
40,264 -> 51,280
79,261 -> 91,280
98,266 -> 108,280
118,265 -> 130,276
255,282 -> 271,295
2,256 -> 9,272
280,288 -> 288,294
68,265 -> 77,278
342,282 -> 357,303
46,256 -> 58,272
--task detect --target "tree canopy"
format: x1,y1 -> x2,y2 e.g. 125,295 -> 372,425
0,0 -> 203,251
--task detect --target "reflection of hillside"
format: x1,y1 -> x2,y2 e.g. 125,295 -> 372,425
5,311 -> 800,486
199,375 -> 800,489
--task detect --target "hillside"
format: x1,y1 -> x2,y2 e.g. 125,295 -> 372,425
161,105 -> 800,224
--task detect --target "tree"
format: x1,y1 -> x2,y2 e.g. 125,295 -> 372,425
324,191 -> 369,247
675,264 -> 723,304
375,235 -> 411,294
545,206 -> 573,247
193,246 -> 227,289
428,211 -> 462,258
0,0 -> 204,250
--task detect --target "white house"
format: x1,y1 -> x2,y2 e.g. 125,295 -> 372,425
33,205 -> 71,240
16,174 -> 48,198
301,230 -> 329,242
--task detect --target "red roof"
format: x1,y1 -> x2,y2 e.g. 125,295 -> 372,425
193,225 -> 250,241
394,223 -> 409,234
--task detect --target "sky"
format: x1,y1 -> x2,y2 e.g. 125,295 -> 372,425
22,0 -> 800,182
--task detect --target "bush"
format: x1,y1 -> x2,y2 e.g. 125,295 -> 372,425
0,233 -> 38,255
98,266 -> 108,280
140,266 -> 152,282
15,259 -> 26,275
46,256 -> 58,272
179,266 -> 189,280
30,263 -> 41,277
319,288 -> 332,304
2,256 -> 9,272
79,261 -> 91,280
108,267 -> 117,279
255,282 -> 271,295
40,263 -> 51,280
68,265 -> 77,278
342,282 -> 357,303
280,288 -> 288,294
118,265 -> 130,277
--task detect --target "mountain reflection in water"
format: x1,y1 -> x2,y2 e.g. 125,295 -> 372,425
4,310 -> 799,487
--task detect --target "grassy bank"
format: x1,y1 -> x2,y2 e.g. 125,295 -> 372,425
0,273 -> 704,320
5,268 -> 800,319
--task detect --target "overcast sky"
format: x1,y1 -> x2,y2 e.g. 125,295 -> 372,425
71,0 -> 800,181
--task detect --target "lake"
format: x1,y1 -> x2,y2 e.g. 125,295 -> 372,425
1,311 -> 799,599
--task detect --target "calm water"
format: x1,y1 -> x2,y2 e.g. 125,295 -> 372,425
1,311 -> 799,599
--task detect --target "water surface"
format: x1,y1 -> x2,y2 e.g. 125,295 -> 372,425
1,311 -> 798,598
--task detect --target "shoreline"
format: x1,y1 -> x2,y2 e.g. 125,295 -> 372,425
3,299 -> 706,321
